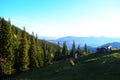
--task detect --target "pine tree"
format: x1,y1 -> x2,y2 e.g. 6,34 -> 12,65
55,42 -> 62,59
84,43 -> 89,55
19,27 -> 29,71
42,42 -> 47,65
29,32 -> 38,69
0,18 -> 14,75
62,41 -> 68,57
76,45 -> 81,55
70,40 -> 76,57
35,34 -> 44,67
42,42 -> 54,64
47,47 -> 53,64
13,27 -> 19,71
42,42 -> 49,64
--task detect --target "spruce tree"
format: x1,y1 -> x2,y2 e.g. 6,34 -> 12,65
42,42 -> 47,64
42,42 -> 54,64
42,42 -> 49,64
19,27 -> 29,71
48,47 -> 54,64
35,34 -> 44,67
76,45 -> 81,55
70,40 -> 76,57
0,18 -> 14,75
62,41 -> 68,57
13,27 -> 20,71
84,43 -> 89,55
55,42 -> 62,59
29,32 -> 38,69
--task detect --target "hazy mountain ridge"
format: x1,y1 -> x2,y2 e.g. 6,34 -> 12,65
56,36 -> 120,47
101,42 -> 120,48
40,36 -> 120,46
39,36 -> 120,52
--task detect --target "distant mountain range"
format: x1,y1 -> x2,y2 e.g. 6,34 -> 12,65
101,42 -> 120,48
39,36 -> 120,52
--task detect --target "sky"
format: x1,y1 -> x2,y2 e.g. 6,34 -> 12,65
1,0 -> 120,38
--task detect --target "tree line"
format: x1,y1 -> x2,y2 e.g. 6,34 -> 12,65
55,40 -> 89,60
0,17 -> 89,78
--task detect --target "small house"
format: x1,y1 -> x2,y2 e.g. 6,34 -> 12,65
96,46 -> 112,53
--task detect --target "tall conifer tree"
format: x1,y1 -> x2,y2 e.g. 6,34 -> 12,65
35,34 -> 44,67
42,42 -> 46,64
0,18 -> 14,75
76,45 -> 81,55
84,43 -> 89,54
70,40 -> 76,57
29,32 -> 38,68
55,42 -> 62,58
19,27 -> 29,71
62,41 -> 68,56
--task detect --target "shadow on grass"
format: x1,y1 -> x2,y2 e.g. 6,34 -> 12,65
5,50 -> 120,80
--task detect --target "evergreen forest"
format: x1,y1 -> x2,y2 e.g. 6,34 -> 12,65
0,17 -> 89,78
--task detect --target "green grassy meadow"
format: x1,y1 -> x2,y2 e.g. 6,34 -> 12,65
6,50 -> 120,80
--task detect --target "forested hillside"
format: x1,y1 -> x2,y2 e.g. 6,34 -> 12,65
0,18 -> 65,78
0,17 -> 89,79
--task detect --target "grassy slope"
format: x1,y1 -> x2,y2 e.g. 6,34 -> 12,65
6,50 -> 120,80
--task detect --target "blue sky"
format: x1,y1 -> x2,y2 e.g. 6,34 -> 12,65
1,0 -> 120,37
